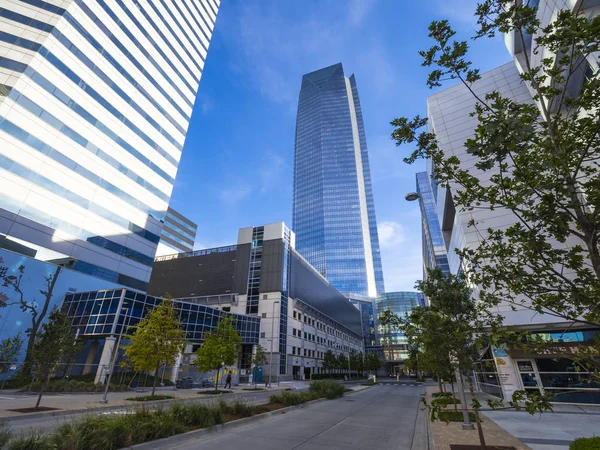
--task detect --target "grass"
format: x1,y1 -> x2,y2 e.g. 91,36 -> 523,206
200,390 -> 232,395
125,395 -> 175,402
361,382 -> 374,386
437,411 -> 477,423
270,380 -> 349,407
0,422 -> 12,448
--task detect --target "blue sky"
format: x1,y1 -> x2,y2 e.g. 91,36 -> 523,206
169,0 -> 511,292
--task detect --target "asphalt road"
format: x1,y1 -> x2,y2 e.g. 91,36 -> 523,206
165,383 -> 426,450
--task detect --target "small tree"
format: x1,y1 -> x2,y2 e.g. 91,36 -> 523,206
0,258 -> 62,375
195,317 -> 241,391
337,353 -> 348,376
250,344 -> 268,388
30,308 -> 77,409
0,333 -> 23,374
349,350 -> 363,377
123,297 -> 185,396
322,350 -> 336,377
365,353 -> 382,374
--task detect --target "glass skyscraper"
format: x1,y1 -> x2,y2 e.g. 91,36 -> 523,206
0,0 -> 219,289
292,63 -> 384,297
416,171 -> 449,277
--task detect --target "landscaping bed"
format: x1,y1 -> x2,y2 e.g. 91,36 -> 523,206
200,389 -> 232,395
0,380 -> 351,449
125,395 -> 175,402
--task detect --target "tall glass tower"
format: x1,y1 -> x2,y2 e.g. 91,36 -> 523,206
416,172 -> 449,277
292,63 -> 384,297
0,0 -> 219,290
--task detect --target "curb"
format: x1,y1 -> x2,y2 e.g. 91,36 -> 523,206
122,397 -> 328,450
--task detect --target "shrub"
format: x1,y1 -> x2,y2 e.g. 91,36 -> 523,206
570,437 -> 600,450
0,422 -> 12,448
200,389 -> 232,395
309,380 -> 346,399
169,403 -> 223,428
437,411 -> 477,423
269,391 -> 315,406
432,392 -> 453,398
5,432 -> 53,450
432,396 -> 460,407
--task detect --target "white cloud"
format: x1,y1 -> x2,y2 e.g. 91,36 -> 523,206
222,0 -> 386,107
377,220 -> 423,292
378,221 -> 406,248
218,184 -> 252,204
258,151 -> 287,193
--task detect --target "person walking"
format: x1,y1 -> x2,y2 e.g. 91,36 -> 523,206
224,371 -> 232,389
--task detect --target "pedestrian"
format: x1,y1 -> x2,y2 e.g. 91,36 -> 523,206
224,371 -> 232,389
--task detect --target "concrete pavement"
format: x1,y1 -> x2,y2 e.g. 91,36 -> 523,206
483,408 -> 600,450
163,383 -> 426,450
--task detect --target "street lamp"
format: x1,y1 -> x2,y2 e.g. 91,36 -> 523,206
268,301 -> 280,388
405,192 -> 419,202
100,308 -> 131,404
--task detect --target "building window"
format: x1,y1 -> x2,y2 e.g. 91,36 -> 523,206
260,332 -> 265,338
293,311 -> 296,319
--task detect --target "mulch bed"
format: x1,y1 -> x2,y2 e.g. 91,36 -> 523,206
8,407 -> 60,413
256,402 -> 286,413
450,446 -> 517,450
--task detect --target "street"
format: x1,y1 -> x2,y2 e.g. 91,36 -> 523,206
165,383 -> 425,450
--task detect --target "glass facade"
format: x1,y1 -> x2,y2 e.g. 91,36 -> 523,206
416,171 -> 449,277
0,1 -> 219,289
293,63 -> 384,297
156,207 -> 198,256
375,292 -> 424,362
62,288 -> 260,345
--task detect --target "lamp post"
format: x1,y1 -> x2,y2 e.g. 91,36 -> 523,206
268,300 -> 280,388
100,308 -> 130,404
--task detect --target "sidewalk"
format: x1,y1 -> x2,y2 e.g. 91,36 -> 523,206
427,385 -> 600,450
0,383 -> 292,420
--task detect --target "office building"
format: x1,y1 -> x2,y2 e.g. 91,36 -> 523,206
62,288 -> 259,384
155,207 -> 197,257
425,0 -> 600,404
374,292 -> 424,373
0,0 -> 219,290
149,222 -> 364,381
416,171 -> 449,278
292,63 -> 384,297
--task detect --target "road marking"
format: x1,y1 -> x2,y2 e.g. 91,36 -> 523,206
0,397 -> 15,400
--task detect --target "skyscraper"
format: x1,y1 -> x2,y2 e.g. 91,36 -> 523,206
292,63 -> 384,297
416,171 -> 449,277
0,0 -> 219,290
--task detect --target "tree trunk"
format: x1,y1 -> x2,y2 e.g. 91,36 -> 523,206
215,367 -> 220,392
438,377 -> 443,393
35,377 -> 49,410
151,364 -> 159,396
451,380 -> 458,412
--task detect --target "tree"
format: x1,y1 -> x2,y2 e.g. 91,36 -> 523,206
322,350 -> 337,377
349,350 -> 363,376
250,344 -> 268,388
30,308 -> 78,409
337,353 -> 348,376
365,353 -> 382,373
123,297 -> 185,396
0,333 -> 23,374
0,258 -> 62,375
195,317 -> 241,391
391,1 -> 600,374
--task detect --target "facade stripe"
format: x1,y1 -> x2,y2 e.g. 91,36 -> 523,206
0,118 -> 165,222
9,88 -> 170,202
113,0 -> 200,84
76,0 -> 193,108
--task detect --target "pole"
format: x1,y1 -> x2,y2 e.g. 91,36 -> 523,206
347,352 -> 351,380
268,301 -> 279,388
100,308 -> 130,404
456,366 -> 474,430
